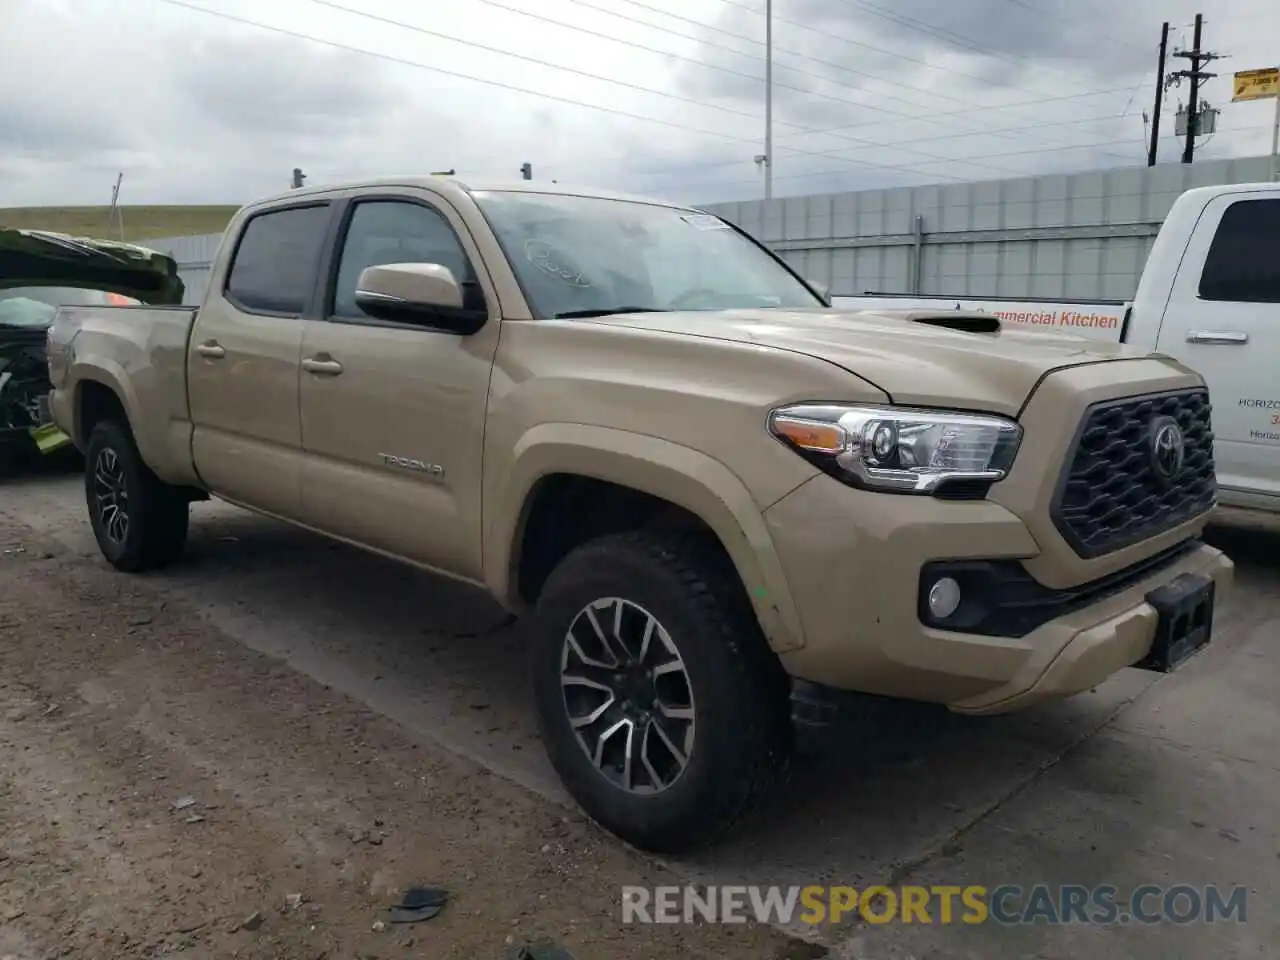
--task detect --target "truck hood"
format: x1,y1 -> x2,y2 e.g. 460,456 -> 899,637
0,228 -> 184,306
584,307 -> 1148,416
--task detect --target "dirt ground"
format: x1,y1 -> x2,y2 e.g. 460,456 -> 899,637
0,515 -> 817,960
3,469 -> 1278,960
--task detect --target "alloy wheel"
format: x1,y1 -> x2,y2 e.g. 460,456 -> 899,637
559,597 -> 696,795
93,447 -> 130,545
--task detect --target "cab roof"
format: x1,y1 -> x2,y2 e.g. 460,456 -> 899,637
245,175 -> 702,215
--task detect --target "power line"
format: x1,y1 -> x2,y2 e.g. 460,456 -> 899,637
573,0 -> 1135,126
299,0 -> 1040,178
155,0 -> 1244,196
304,0 -> 1139,179
481,101 -> 1142,184
750,0 -> 1158,157
827,0 -> 1067,76
469,0 -> 1090,152
365,0 -> 1001,136
615,109 -> 1134,178
749,122 -> 1280,188
154,0 -> 978,182
566,0 -> 1141,162
607,92 -> 1144,179
676,0 -> 1070,93
721,0 -> 1077,85
303,0 -> 768,125
994,0 -> 1153,55
151,2 -> 762,142
784,85 -> 1137,145
705,121 -> 1280,192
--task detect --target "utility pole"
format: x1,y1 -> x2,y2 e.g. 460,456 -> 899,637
1182,15 -> 1204,164
1273,92 -> 1280,181
764,0 -> 773,199
1170,14 -> 1221,164
107,172 -> 125,241
1148,22 -> 1169,166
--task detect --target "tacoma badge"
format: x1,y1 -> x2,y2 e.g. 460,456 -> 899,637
378,453 -> 444,479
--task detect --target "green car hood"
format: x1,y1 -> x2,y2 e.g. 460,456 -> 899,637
0,228 -> 184,306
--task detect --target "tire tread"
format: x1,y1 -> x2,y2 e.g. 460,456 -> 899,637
535,528 -> 792,852
85,419 -> 189,572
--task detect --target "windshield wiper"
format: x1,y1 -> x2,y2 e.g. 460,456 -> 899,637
552,307 -> 667,319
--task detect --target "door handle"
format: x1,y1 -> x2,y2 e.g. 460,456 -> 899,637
1186,331 -> 1249,345
302,356 -> 344,376
195,341 -> 226,359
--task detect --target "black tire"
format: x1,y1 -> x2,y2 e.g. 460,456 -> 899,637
530,530 -> 793,853
84,419 -> 190,572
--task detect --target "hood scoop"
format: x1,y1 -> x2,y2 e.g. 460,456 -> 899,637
897,309 -> 1001,334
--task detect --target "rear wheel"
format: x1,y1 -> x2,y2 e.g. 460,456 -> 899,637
85,420 -> 189,572
530,530 -> 792,853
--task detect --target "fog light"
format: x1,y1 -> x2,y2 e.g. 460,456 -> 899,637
927,577 -> 962,619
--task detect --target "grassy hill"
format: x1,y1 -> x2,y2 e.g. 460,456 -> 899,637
0,206 -> 238,242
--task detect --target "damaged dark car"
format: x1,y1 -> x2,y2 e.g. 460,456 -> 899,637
0,227 -> 184,471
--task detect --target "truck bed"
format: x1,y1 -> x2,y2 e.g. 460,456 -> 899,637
49,304 -> 200,482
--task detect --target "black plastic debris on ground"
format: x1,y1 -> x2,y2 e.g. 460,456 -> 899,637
506,943 -> 577,960
388,886 -> 449,924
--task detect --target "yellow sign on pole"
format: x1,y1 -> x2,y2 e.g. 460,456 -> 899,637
1232,67 -> 1280,102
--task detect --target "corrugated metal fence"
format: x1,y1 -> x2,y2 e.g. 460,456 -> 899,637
140,232 -> 223,306
148,155 -> 1276,305
701,155 -> 1276,301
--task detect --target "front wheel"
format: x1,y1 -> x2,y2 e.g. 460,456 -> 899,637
85,420 -> 190,572
530,530 -> 793,853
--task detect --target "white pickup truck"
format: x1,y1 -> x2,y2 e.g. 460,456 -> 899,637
836,181 -> 1280,515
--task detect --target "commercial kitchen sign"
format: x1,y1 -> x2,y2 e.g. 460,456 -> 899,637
1231,67 -> 1280,102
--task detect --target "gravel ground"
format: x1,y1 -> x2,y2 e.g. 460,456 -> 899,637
0,511 -> 815,960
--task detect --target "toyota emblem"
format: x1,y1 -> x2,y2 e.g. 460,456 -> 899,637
1149,417 -> 1186,481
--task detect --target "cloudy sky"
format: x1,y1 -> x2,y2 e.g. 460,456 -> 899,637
2,0 -> 1278,208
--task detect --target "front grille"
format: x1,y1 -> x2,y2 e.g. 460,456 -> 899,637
1052,389 -> 1216,559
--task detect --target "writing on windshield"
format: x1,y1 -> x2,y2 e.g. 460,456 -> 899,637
472,191 -> 823,319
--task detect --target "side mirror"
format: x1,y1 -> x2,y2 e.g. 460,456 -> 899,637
808,279 -> 832,306
354,262 -> 485,333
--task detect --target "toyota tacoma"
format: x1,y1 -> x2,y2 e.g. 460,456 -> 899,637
45,176 -> 1233,852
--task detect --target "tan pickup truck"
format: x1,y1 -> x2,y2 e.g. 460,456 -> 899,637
47,176 -> 1233,852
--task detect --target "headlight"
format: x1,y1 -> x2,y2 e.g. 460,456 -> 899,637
768,403 -> 1022,496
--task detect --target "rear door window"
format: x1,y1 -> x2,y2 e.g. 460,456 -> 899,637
1198,198 -> 1280,303
225,204 -> 330,314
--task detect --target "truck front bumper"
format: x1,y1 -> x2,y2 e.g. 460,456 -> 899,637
762,474 -> 1233,715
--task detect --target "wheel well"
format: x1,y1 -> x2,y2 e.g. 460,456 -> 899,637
516,474 -> 734,605
76,381 -> 127,445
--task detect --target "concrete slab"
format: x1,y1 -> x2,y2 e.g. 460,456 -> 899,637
832,725 -> 1279,959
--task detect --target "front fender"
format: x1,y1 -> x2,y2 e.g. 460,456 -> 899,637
484,422 -> 806,653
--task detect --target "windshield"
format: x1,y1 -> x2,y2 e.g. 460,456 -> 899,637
472,191 -> 824,318
0,287 -> 132,329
